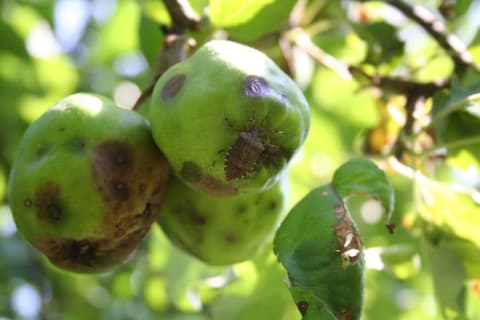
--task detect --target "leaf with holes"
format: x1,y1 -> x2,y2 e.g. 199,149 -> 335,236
273,184 -> 365,320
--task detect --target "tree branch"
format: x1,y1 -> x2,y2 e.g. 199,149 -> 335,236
421,135 -> 480,157
132,0 -> 200,110
385,0 -> 479,76
393,94 -> 425,159
132,35 -> 193,110
288,27 -> 353,80
162,0 -> 201,32
288,27 -> 448,95
349,66 -> 448,96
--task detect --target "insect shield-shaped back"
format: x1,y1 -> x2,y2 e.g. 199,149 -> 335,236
225,129 -> 266,180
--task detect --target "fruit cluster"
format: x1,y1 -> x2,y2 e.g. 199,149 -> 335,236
7,40 -> 310,272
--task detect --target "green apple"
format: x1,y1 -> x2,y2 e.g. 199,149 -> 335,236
158,174 -> 288,265
8,93 -> 169,273
149,40 -> 309,196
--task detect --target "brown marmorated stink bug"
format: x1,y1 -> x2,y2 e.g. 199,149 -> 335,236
224,117 -> 284,181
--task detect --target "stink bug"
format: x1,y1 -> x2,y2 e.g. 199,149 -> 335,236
224,117 -> 285,181
225,128 -> 266,181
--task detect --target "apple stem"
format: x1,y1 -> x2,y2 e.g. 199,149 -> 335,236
132,0 -> 200,111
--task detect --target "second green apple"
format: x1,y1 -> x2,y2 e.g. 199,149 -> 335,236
158,174 -> 288,265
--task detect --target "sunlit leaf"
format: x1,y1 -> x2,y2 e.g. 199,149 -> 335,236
139,15 -> 164,68
456,0 -> 474,18
350,21 -> 403,65
0,21 -> 29,57
141,0 -> 172,24
209,0 -> 276,27
112,272 -> 134,298
145,276 -> 168,311
430,81 -> 480,161
210,0 -> 296,41
211,255 -> 300,320
0,165 -> 5,203
424,241 -> 467,320
89,0 -> 140,64
420,183 -> 480,246
419,179 -> 480,278
310,69 -> 379,129
447,238 -> 480,279
432,78 -> 480,123
365,244 -> 420,279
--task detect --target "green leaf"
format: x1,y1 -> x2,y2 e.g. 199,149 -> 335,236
210,254 -> 300,320
332,158 -> 395,228
371,244 -> 420,280
273,185 -> 365,319
0,21 -> 29,57
209,0 -> 276,27
288,287 -> 336,320
209,0 -> 296,42
447,78 -> 480,106
418,180 -> 480,278
456,0 -> 474,18
0,163 -> 6,205
139,15 -> 164,68
349,21 -> 403,65
89,0 -> 140,64
432,78 -> 480,120
447,239 -> 480,279
425,240 -> 468,320
431,79 -> 480,158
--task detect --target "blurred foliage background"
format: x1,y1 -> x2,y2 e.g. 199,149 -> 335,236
1,0 -> 480,319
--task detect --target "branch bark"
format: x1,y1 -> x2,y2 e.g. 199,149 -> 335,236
162,0 -> 201,32
393,94 -> 425,160
132,0 -> 200,110
386,0 -> 479,76
132,35 -> 192,110
288,27 -> 448,96
349,66 -> 448,96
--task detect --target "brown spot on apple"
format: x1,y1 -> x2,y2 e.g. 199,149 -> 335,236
161,74 -> 187,101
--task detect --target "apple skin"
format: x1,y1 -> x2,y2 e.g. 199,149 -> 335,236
8,93 -> 169,273
157,174 -> 288,265
149,40 -> 309,196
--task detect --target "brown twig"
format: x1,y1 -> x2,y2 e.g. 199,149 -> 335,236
393,93 -> 425,159
349,66 -> 448,96
278,35 -> 296,76
132,34 -> 192,110
132,0 -> 200,110
386,0 -> 479,76
288,27 -> 448,95
288,27 -> 352,80
162,0 -> 201,32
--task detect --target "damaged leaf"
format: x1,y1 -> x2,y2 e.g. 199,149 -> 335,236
273,184 -> 364,320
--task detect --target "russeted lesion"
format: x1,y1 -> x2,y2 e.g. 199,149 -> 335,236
91,140 -> 136,207
331,202 -> 363,266
34,227 -> 147,272
34,181 -> 65,224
